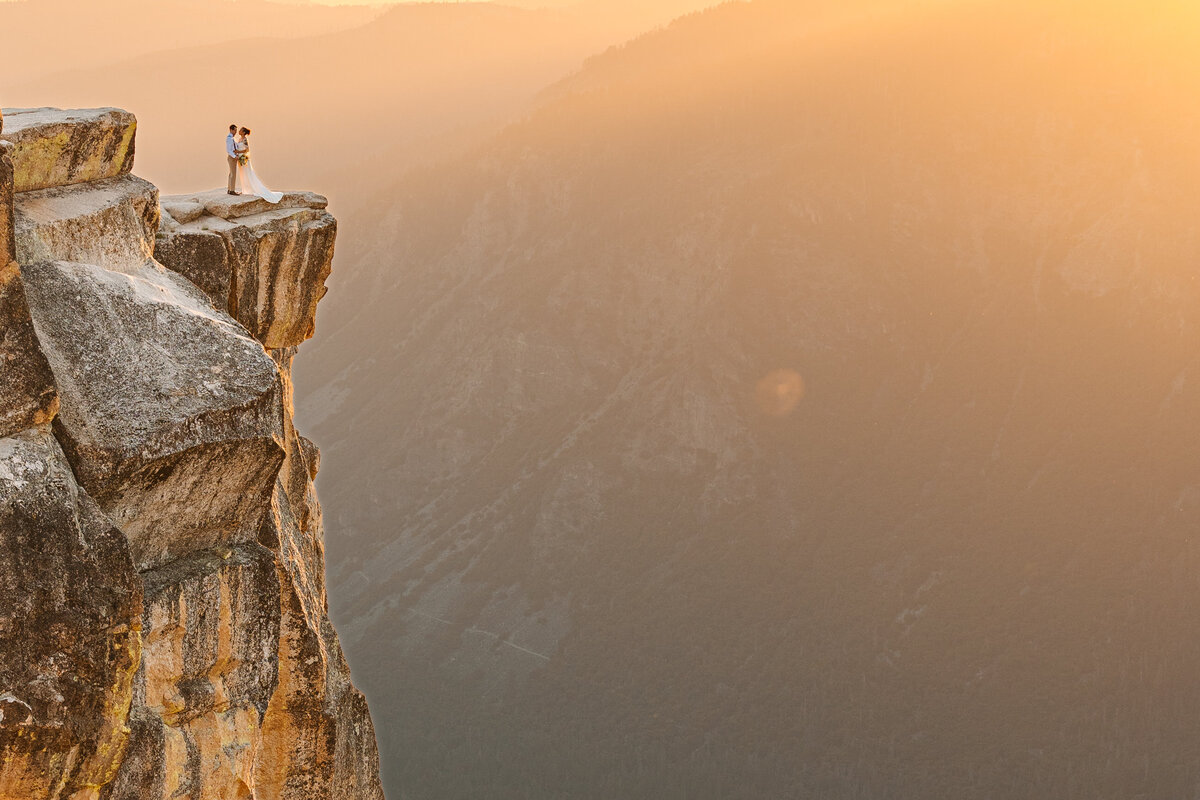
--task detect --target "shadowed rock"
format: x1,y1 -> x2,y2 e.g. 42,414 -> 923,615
0,427 -> 142,799
157,191 -> 335,348
299,435 -> 320,479
96,708 -> 167,800
0,261 -> 57,438
1,107 -> 136,193
260,475 -> 326,649
20,259 -> 285,572
268,348 -> 320,538
0,128 -> 12,256
14,174 -> 158,273
0,140 -> 57,438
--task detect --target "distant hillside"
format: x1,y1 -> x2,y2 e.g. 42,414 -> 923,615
296,1 -> 1200,797
0,0 -> 381,84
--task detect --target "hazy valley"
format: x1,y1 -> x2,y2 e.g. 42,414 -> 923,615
5,1 -> 1199,797
298,1 -> 1200,796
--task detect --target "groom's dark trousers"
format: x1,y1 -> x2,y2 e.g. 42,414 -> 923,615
227,156 -> 238,193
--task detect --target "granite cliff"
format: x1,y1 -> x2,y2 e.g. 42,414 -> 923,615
0,107 -> 383,800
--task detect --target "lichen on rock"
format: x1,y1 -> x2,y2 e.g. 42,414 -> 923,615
2,107 -> 136,193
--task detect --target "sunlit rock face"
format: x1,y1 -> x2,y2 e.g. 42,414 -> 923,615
2,107 -> 136,193
14,174 -> 159,272
252,345 -> 383,800
157,190 -> 336,349
0,106 -> 382,800
104,544 -> 281,800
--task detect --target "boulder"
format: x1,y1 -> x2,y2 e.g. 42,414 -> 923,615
14,174 -> 159,273
1,107 -> 136,193
19,259 -> 285,572
156,199 -> 336,348
0,142 -> 58,438
0,427 -> 142,799
160,198 -> 204,225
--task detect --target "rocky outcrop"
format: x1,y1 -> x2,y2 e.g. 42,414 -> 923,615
2,107 -> 136,193
250,346 -> 383,800
14,174 -> 158,273
0,106 -> 383,799
21,258 -> 285,571
157,190 -> 336,348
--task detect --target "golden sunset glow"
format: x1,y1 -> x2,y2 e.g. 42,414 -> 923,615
4,1 -> 1200,798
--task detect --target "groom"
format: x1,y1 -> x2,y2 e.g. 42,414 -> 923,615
226,123 -> 241,195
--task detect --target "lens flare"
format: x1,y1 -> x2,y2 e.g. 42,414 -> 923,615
755,368 -> 805,417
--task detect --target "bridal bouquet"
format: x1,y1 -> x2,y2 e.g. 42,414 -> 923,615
237,154 -> 249,166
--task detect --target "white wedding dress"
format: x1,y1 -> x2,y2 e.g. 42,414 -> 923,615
235,136 -> 283,203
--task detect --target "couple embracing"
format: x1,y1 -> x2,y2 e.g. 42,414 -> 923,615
225,124 -> 282,203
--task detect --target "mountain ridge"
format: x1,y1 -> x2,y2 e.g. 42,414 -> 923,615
295,1 -> 1200,796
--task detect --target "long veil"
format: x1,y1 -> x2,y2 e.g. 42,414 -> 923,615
237,141 -> 283,203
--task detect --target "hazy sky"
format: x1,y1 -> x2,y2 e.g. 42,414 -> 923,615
279,0 -> 580,5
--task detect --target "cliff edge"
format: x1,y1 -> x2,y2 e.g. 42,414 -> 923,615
0,107 -> 384,800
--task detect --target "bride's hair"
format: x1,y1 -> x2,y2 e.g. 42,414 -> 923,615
239,127 -> 251,136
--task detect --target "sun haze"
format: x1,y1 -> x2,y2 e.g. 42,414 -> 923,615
6,1 -> 1200,799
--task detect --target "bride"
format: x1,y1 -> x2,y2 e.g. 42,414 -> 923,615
234,127 -> 283,203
